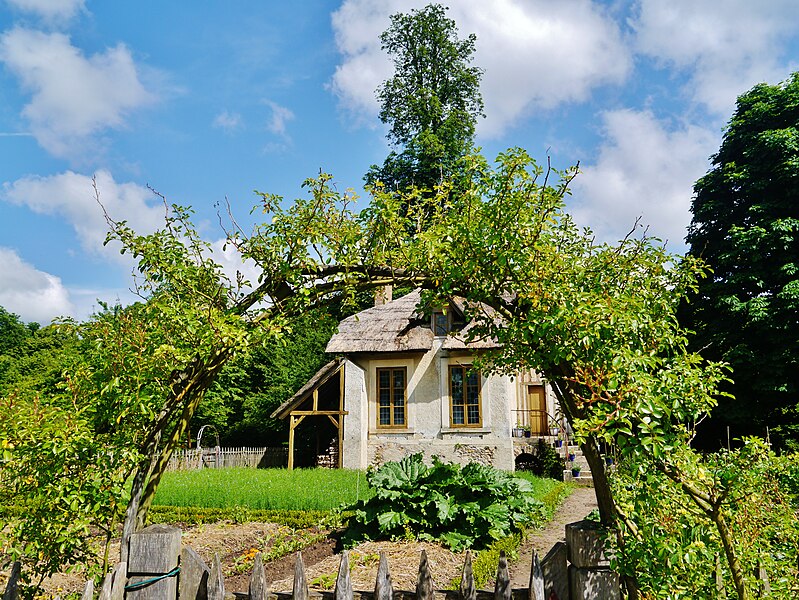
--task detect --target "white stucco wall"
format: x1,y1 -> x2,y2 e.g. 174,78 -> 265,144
341,360 -> 367,470
339,346 -> 518,471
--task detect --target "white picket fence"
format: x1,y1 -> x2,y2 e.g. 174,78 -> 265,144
166,447 -> 288,471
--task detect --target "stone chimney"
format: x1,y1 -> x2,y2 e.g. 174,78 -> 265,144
374,285 -> 393,306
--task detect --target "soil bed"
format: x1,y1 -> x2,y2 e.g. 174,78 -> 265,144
1,486 -> 595,598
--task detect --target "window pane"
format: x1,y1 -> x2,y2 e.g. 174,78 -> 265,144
467,373 -> 479,405
434,312 -> 448,335
394,405 -> 405,425
379,389 -> 390,406
467,404 -> 480,424
380,406 -> 390,425
453,405 -> 464,425
393,369 -> 404,389
379,369 -> 390,388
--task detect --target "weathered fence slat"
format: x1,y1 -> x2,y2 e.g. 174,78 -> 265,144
755,562 -> 771,597
250,552 -> 268,600
714,553 -> 725,599
293,552 -> 309,600
110,562 -> 126,600
494,551 -> 511,600
208,553 -> 225,600
98,564 -> 114,600
529,552 -> 544,600
1,562 -> 20,600
416,549 -> 433,600
180,545 -> 210,600
460,551 -> 476,600
374,551 -> 393,600
127,525 -> 181,600
80,579 -> 94,600
335,551 -> 353,600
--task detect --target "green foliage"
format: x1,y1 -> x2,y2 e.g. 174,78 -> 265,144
0,321 -> 83,399
0,306 -> 37,355
145,505 -> 331,529
469,533 -> 522,589
515,440 -> 565,480
198,309 -> 339,445
684,71 -> 799,449
609,439 -> 799,597
0,393 -> 135,584
343,454 -> 544,551
153,467 -> 373,511
366,3 -> 484,203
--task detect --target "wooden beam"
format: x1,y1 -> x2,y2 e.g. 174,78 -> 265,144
339,367 -> 345,469
288,410 -> 347,416
312,389 -> 318,412
288,415 -> 295,471
327,415 -> 339,428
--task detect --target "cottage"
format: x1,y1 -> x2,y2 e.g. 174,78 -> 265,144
271,288 -> 561,470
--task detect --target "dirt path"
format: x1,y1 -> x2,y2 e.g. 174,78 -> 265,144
509,486 -> 597,587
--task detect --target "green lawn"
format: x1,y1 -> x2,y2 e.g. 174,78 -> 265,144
153,466 -> 569,514
153,467 -> 374,511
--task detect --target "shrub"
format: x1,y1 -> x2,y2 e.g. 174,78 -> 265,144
342,453 -> 544,551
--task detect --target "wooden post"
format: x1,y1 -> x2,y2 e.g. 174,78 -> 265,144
338,364 -> 345,468
1,561 -> 20,600
374,551 -> 393,600
289,415 -> 296,471
293,552 -> 309,600
460,551 -> 476,600
335,551 -> 352,600
250,553 -> 268,600
127,524 -> 181,600
494,551 -> 511,600
180,546 -> 210,600
417,549 -> 433,600
529,552 -> 545,600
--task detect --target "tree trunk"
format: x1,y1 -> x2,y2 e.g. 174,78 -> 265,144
549,377 -> 639,599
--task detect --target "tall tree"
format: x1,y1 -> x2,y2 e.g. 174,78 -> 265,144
684,72 -> 799,449
365,3 -> 484,205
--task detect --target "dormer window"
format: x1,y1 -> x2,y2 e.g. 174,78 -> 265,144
432,311 -> 449,336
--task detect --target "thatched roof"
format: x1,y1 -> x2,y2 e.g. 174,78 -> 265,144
270,357 -> 344,419
325,290 -> 499,354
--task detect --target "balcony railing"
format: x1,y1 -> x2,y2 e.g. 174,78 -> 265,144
512,409 -> 568,440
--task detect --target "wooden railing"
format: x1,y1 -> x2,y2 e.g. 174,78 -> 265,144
511,410 -> 564,438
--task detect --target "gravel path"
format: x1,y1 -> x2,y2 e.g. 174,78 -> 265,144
509,485 -> 598,587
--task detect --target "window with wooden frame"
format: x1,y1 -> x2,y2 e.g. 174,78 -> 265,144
449,365 -> 481,427
432,311 -> 449,336
376,367 -> 407,427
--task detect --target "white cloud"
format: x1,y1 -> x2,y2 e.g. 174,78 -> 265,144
264,100 -> 294,138
0,27 -> 155,158
0,247 -> 74,323
213,110 -> 242,132
570,109 -> 719,248
330,0 -> 631,137
2,170 -> 164,260
632,0 -> 799,115
5,0 -> 85,22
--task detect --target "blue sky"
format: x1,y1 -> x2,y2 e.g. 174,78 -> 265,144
1,0 -> 798,323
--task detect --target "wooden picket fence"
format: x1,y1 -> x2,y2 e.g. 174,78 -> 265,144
1,531 -> 553,600
166,447 -> 288,471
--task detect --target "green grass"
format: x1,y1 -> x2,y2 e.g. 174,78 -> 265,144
152,467 -> 373,511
